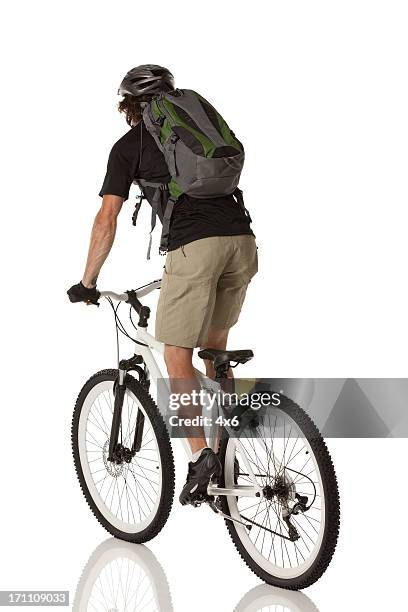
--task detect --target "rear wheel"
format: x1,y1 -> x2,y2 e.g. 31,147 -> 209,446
219,395 -> 340,589
72,369 -> 175,542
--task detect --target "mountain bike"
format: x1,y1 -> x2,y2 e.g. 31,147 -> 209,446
71,279 -> 340,589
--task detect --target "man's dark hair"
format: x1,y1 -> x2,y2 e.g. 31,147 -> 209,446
118,94 -> 150,126
117,65 -> 174,126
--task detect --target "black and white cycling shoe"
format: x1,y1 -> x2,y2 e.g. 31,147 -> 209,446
179,448 -> 222,506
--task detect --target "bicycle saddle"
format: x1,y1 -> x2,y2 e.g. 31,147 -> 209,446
198,348 -> 254,369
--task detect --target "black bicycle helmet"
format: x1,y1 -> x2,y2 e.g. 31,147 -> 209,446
118,64 -> 174,97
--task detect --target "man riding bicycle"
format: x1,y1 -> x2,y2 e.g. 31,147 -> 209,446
68,65 -> 257,505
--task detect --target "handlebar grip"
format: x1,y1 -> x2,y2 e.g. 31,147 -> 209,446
126,289 -> 151,327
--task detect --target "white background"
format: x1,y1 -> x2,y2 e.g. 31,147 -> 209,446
0,1 -> 407,610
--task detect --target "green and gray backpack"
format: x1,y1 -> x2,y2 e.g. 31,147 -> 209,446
133,89 -> 249,257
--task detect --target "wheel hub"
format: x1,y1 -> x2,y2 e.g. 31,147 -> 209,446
103,440 -> 124,477
263,474 -> 296,501
112,443 -> 133,464
262,484 -> 275,500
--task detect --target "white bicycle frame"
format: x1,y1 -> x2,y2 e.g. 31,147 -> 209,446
100,280 -> 263,500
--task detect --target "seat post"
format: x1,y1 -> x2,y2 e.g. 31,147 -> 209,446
214,362 -> 230,381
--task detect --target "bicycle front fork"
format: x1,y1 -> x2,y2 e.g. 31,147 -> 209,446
107,358 -> 147,463
107,369 -> 127,462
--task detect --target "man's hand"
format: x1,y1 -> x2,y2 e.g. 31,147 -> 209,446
67,281 -> 100,305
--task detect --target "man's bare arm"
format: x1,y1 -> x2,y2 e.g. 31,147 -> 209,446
82,195 -> 124,288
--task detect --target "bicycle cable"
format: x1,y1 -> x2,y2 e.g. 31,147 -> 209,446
105,296 -> 149,370
105,297 -> 138,366
129,307 -> 138,334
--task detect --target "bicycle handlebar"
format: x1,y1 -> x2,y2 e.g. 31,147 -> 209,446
99,279 -> 161,303
100,290 -> 129,301
133,279 -> 161,298
99,279 -> 161,326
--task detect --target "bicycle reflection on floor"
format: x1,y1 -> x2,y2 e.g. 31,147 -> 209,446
72,538 -> 321,612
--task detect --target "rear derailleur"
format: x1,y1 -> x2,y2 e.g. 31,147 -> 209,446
282,493 -> 309,541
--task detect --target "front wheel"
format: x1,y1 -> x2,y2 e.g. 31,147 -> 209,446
72,369 -> 175,542
219,395 -> 340,589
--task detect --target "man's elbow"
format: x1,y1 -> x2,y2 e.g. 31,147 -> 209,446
97,194 -> 124,225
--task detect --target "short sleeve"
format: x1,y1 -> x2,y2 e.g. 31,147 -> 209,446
99,140 -> 137,201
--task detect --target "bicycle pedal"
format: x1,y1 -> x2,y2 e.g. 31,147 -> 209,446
191,493 -> 213,508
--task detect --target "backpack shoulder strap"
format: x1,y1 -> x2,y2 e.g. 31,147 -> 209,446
141,102 -> 165,153
234,188 -> 252,223
135,180 -> 169,259
159,197 -> 176,255
132,193 -> 143,226
138,102 -> 179,256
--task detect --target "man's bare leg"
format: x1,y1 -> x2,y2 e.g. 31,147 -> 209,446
200,325 -> 235,452
165,338 -> 225,505
164,345 -> 208,455
165,327 -> 233,453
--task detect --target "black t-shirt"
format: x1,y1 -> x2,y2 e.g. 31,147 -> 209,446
99,122 -> 253,251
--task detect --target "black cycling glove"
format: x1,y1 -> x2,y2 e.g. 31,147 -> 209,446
67,281 -> 100,305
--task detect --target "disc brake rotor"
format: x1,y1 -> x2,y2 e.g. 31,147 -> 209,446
102,439 -> 124,478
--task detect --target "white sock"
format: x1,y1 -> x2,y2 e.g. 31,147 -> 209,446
191,447 -> 210,462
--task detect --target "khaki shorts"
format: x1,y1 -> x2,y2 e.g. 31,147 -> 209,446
155,235 -> 258,348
